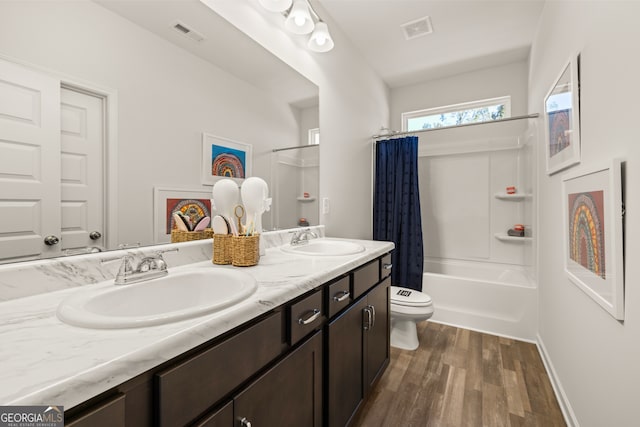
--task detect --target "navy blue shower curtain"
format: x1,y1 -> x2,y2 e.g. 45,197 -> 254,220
373,136 -> 424,291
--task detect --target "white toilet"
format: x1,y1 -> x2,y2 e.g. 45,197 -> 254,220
390,286 -> 434,351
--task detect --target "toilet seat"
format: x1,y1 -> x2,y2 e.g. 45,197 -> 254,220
390,286 -> 432,307
390,286 -> 434,318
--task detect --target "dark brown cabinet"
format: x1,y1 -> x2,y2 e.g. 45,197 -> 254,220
364,276 -> 390,391
234,330 -> 323,427
156,312 -> 284,427
194,401 -> 233,427
65,393 -> 125,427
326,297 -> 367,427
65,252 -> 392,427
326,264 -> 390,427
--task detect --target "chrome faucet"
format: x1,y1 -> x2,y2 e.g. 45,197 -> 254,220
103,248 -> 179,285
290,228 -> 318,246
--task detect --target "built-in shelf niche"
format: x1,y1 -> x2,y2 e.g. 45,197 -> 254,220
494,233 -> 532,242
494,193 -> 532,201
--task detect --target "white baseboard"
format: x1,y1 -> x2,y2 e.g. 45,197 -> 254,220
536,334 -> 579,427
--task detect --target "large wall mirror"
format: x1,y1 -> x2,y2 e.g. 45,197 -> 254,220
0,0 -> 319,265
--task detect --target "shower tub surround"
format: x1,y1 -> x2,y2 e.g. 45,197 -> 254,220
0,227 -> 394,410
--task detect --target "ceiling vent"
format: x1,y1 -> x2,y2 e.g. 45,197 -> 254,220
171,21 -> 205,42
400,16 -> 433,40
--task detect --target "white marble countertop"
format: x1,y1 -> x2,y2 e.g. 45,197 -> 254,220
0,237 -> 393,409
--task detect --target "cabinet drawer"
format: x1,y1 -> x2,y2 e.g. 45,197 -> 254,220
380,253 -> 392,279
353,259 -> 379,299
327,275 -> 351,318
66,393 -> 125,427
289,289 -> 325,345
156,312 -> 284,427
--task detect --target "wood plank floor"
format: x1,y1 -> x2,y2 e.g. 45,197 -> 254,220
350,322 -> 566,427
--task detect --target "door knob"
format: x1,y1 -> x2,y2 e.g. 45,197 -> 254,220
239,417 -> 252,427
89,231 -> 102,240
44,235 -> 60,246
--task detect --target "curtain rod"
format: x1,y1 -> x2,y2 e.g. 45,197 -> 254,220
272,144 -> 319,153
372,113 -> 540,140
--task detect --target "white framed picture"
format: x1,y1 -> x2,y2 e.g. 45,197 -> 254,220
545,55 -> 581,175
153,187 -> 212,244
201,133 -> 252,186
562,159 -> 624,320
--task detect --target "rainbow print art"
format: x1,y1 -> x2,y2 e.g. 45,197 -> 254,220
211,144 -> 246,178
548,109 -> 571,157
568,190 -> 606,279
165,198 -> 211,234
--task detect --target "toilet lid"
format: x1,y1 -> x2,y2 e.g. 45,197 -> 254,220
390,286 -> 432,307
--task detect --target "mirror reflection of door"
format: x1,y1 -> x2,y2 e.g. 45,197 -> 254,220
0,58 -> 105,263
60,87 -> 104,254
0,58 -> 61,262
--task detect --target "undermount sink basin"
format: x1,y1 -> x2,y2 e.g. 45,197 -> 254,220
281,239 -> 366,256
56,268 -> 257,329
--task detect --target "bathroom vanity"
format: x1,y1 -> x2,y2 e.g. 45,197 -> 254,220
65,254 -> 391,427
0,230 -> 393,427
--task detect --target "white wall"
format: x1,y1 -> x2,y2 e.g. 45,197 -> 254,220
205,1 -> 389,239
530,2 -> 640,426
0,1 -> 301,245
390,60 -> 529,131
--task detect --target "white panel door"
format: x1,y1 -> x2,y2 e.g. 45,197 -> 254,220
0,58 -> 60,261
60,87 -> 104,251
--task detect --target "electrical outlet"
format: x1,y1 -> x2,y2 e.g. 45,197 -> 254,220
322,197 -> 330,214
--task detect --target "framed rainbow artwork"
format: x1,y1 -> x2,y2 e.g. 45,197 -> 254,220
562,159 -> 624,320
153,187 -> 213,244
201,133 -> 252,185
545,54 -> 581,175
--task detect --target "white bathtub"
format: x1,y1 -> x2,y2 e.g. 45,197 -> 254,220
422,258 -> 537,341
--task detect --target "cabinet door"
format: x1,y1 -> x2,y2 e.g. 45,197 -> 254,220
326,297 -> 367,427
234,330 -> 322,427
364,277 -> 390,391
195,401 -> 233,427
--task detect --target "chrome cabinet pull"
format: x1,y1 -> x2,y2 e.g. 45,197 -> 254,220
363,306 -> 373,330
239,417 -> 252,427
89,231 -> 102,240
298,308 -> 321,325
383,263 -> 393,270
44,235 -> 60,246
333,290 -> 350,302
370,304 -> 376,328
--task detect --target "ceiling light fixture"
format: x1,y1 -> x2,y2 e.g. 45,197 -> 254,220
285,0 -> 314,34
308,21 -> 334,52
258,0 -> 334,53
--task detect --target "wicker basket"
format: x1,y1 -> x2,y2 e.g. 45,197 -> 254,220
171,228 -> 213,243
232,234 -> 260,267
212,234 -> 233,265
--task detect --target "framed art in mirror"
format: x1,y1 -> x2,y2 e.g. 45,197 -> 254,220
562,159 -> 624,320
154,187 -> 213,244
201,133 -> 252,186
545,54 -> 581,175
